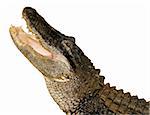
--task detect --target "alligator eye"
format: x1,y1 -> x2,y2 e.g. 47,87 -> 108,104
66,36 -> 75,43
23,7 -> 36,16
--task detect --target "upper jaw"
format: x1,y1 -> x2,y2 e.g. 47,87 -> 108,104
21,7 -> 77,60
22,7 -> 66,47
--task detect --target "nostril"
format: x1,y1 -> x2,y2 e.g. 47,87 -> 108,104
23,7 -> 35,13
22,7 -> 36,17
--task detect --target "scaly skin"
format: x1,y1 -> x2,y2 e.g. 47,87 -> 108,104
9,7 -> 150,115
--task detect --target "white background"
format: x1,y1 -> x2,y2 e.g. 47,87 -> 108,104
0,0 -> 150,115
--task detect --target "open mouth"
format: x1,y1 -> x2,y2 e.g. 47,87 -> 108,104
9,7 -> 62,59
9,7 -> 73,71
9,25 -> 53,58
9,6 -> 54,58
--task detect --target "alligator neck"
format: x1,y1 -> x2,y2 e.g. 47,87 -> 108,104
45,70 -> 149,115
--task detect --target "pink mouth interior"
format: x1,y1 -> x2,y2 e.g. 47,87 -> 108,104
10,26 -> 53,58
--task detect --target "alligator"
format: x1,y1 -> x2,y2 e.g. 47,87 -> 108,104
9,7 -> 150,115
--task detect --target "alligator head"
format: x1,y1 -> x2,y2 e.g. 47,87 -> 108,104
9,7 -> 102,113
10,7 -> 81,82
